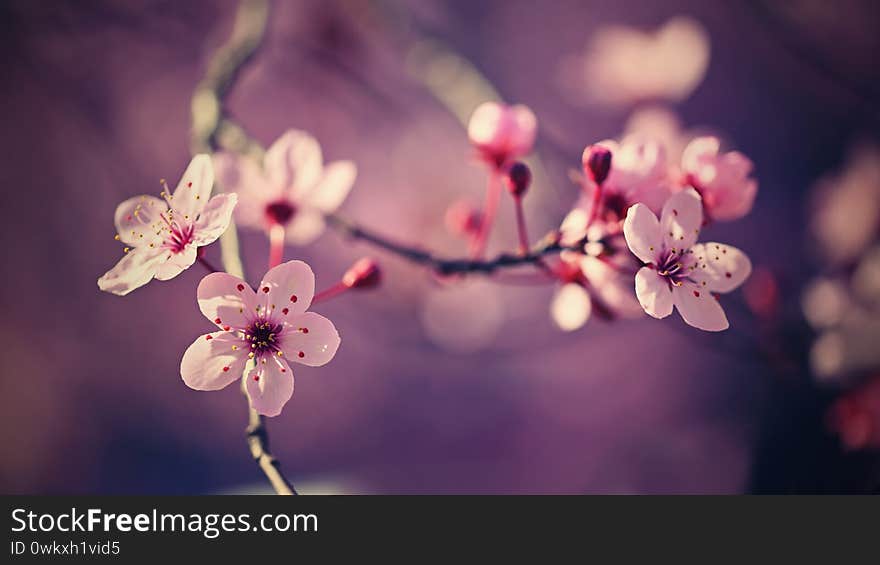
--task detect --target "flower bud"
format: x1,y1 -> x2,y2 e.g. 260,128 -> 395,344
342,257 -> 382,289
504,161 -> 532,198
582,144 -> 612,186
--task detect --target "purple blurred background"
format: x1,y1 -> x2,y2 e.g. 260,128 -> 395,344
1,0 -> 878,494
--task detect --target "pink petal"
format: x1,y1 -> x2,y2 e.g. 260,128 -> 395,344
689,242 -> 752,293
660,188 -> 702,250
508,104 -> 538,156
305,161 -> 356,213
197,272 -> 259,330
672,282 -> 729,331
246,358 -> 294,417
114,195 -> 168,246
258,260 -> 315,316
97,246 -> 166,296
635,266 -> 674,319
582,256 -> 643,317
550,283 -> 592,331
281,312 -> 341,366
681,136 -> 720,173
467,102 -> 536,160
180,331 -> 247,391
154,245 -> 197,281
171,154 -> 214,219
193,193 -> 237,246
284,209 -> 326,245
264,130 -> 322,196
213,152 -> 274,229
623,203 -> 662,263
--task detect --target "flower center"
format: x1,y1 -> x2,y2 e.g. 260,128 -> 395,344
244,319 -> 283,356
265,200 -> 297,226
166,222 -> 194,253
655,250 -> 690,286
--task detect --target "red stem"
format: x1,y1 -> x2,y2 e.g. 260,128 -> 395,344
514,196 -> 530,255
470,169 -> 501,259
312,281 -> 349,304
268,224 -> 285,269
584,180 -> 604,229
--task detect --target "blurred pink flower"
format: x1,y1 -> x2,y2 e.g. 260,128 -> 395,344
680,136 -> 757,221
827,374 -> 880,451
181,260 -> 340,417
98,155 -> 237,296
557,16 -> 709,107
623,189 -> 752,331
467,101 -> 537,168
809,143 -> 880,266
213,130 -> 356,245
581,137 -> 672,230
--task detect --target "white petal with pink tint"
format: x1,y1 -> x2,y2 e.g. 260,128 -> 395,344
97,247 -> 166,296
635,266 -> 673,319
181,331 -> 248,391
285,210 -> 326,246
197,272 -> 259,330
193,193 -> 237,245
660,188 -> 702,250
214,152 -> 273,229
154,246 -> 197,281
282,312 -> 341,367
305,161 -> 356,213
171,154 -> 214,219
623,203 -> 662,263
508,104 -> 538,156
550,283 -> 592,331
114,195 -> 167,246
689,242 -> 751,293
265,130 -> 323,196
258,260 -> 315,315
246,358 -> 295,417
672,283 -> 729,331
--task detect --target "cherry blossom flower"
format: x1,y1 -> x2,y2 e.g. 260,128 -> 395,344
680,136 -> 758,221
180,260 -> 340,417
213,130 -> 356,245
557,16 -> 709,107
98,155 -> 237,296
552,209 -> 642,331
623,189 -> 752,331
467,101 -> 537,168
581,137 -> 672,229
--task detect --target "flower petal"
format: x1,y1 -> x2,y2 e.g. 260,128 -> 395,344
623,203 -> 662,263
635,266 -> 674,318
681,136 -> 720,173
285,210 -> 327,245
305,160 -> 356,213
280,312 -> 341,366
246,357 -> 294,417
508,104 -> 538,156
214,152 -> 274,229
114,195 -> 168,246
180,331 -> 247,391
672,282 -> 729,331
264,130 -> 322,196
97,246 -> 166,296
171,154 -> 214,219
154,246 -> 197,281
193,193 -> 237,246
258,260 -> 315,316
550,283 -> 592,331
197,272 -> 259,330
689,242 -> 752,293
582,256 -> 643,318
660,188 -> 702,250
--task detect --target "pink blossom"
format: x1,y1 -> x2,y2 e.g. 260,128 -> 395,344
180,260 -> 340,417
623,189 -> 752,331
98,155 -> 237,296
467,101 -> 537,168
582,137 -> 672,228
213,130 -> 356,245
680,136 -> 757,221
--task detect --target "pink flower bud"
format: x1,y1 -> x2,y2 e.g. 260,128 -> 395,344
504,162 -> 532,197
582,144 -> 612,186
342,257 -> 382,289
467,101 -> 537,168
444,199 -> 482,237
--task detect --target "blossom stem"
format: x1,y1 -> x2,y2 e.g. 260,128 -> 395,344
513,195 -> 530,255
197,256 -> 221,273
585,179 -> 604,229
245,399 -> 297,495
268,224 -> 285,269
470,170 -> 501,259
313,281 -> 349,304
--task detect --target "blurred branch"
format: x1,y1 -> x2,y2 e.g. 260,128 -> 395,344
190,0 -> 296,497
